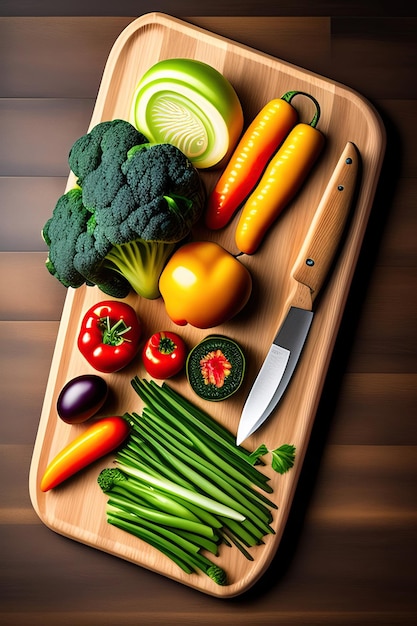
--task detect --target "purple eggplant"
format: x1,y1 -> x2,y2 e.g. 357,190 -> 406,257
57,374 -> 108,424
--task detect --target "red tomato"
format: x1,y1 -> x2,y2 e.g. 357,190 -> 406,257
77,300 -> 142,373
142,331 -> 187,379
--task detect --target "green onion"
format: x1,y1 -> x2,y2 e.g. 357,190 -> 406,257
114,462 -> 245,522
98,379 -> 283,585
132,413 -> 271,530
139,406 -> 276,512
107,505 -> 227,584
107,494 -> 216,539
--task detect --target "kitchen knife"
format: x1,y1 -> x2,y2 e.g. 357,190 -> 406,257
236,141 -> 359,445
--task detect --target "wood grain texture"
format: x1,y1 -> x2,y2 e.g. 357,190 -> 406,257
1,8 -> 416,624
26,13 -> 385,598
1,0 -> 415,17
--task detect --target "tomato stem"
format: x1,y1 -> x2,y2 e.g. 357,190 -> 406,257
152,332 -> 177,355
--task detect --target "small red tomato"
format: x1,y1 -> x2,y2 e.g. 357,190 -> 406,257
142,331 -> 187,379
77,300 -> 141,373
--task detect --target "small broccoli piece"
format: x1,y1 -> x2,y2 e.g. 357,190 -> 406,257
97,467 -> 126,493
206,564 -> 228,586
42,188 -> 90,288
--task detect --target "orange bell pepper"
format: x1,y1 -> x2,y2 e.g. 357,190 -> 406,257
158,241 -> 252,329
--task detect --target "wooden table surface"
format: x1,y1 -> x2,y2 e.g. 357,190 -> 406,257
1,3 -> 416,625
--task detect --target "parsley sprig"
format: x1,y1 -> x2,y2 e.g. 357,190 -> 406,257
248,444 -> 296,474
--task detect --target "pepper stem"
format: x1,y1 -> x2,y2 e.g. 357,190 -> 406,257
100,316 -> 132,346
280,90 -> 321,128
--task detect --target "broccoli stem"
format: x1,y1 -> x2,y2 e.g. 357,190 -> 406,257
104,239 -> 177,300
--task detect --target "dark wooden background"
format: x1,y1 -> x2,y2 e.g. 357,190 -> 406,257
1,2 -> 416,625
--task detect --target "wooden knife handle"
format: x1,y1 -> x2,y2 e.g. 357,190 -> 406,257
291,141 -> 359,301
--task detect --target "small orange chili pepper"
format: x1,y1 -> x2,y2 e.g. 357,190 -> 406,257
205,92 -> 300,230
40,416 -> 130,492
235,94 -> 325,255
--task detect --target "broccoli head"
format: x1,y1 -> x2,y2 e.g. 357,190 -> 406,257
43,120 -> 206,300
94,142 -> 205,244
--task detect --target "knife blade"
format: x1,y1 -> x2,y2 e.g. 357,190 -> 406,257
236,141 -> 359,445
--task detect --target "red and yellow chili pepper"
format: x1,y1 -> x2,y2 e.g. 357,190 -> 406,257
40,416 -> 130,492
205,92 -> 300,230
235,93 -> 325,255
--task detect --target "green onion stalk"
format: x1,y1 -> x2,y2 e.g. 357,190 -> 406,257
97,378 -> 282,586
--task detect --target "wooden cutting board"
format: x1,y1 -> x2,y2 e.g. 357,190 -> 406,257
29,12 -> 386,598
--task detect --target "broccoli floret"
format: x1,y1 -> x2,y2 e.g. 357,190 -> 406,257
68,119 -> 147,188
97,467 -> 126,493
206,564 -> 227,586
43,120 -> 205,299
42,188 -> 90,288
42,187 -> 130,298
